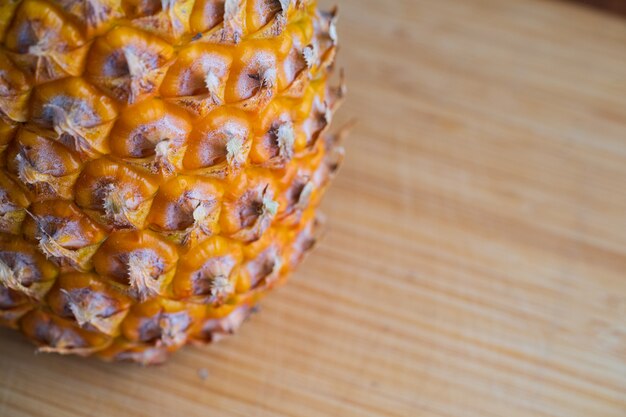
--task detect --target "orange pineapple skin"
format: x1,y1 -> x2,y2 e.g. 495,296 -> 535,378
0,0 -> 344,364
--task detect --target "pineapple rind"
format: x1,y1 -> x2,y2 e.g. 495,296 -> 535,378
0,0 -> 343,363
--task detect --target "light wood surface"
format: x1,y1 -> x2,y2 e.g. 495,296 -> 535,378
2,0 -> 626,416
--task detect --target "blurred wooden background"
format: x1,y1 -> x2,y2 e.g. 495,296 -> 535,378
573,0 -> 626,16
1,0 -> 626,416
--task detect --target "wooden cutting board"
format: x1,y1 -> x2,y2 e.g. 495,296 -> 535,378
1,0 -> 625,416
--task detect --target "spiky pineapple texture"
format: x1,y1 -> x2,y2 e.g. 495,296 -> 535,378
0,0 -> 345,364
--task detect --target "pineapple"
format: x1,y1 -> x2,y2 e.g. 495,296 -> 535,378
0,0 -> 345,364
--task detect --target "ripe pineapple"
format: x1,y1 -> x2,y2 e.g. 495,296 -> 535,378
0,0 -> 345,364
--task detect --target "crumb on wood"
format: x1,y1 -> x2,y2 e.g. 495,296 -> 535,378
197,368 -> 209,381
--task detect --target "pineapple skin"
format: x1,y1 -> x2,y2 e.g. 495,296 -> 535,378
0,0 -> 344,364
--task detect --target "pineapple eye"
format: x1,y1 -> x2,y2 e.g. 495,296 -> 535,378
301,94 -> 330,149
92,230 -> 178,301
21,309 -> 110,355
250,104 -> 297,167
189,124 -> 244,166
86,26 -> 174,105
23,201 -> 106,272
108,98 -> 191,175
161,44 -> 232,118
240,193 -> 265,226
124,305 -> 191,348
171,235 -> 242,301
227,46 -> 278,110
245,244 -> 282,290
0,239 -> 58,301
183,107 -> 251,173
279,44 -> 308,92
8,130 -> 82,201
119,298 -> 197,348
4,0 -> 88,84
0,252 -> 41,288
124,249 -> 165,282
46,272 -> 131,336
135,314 -> 162,343
30,77 -> 118,158
189,256 -> 236,302
31,312 -> 87,348
220,176 -> 279,243
157,311 -> 192,347
63,289 -> 120,325
276,175 -> 314,226
146,175 -> 223,246
75,158 -> 159,229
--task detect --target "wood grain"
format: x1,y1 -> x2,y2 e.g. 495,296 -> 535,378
569,0 -> 626,16
1,0 -> 626,416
